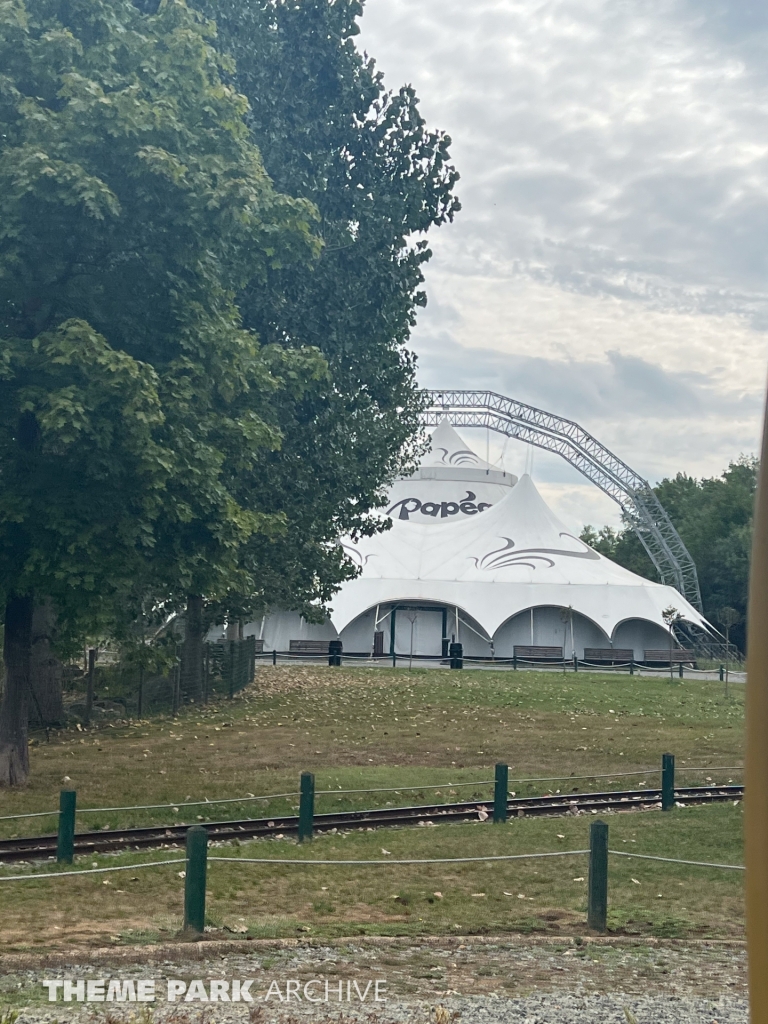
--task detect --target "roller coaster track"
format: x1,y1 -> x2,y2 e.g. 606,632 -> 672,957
0,785 -> 741,863
423,389 -> 703,612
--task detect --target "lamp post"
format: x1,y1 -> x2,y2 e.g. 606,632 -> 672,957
717,607 -> 741,698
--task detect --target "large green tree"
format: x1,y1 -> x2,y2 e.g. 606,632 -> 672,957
581,457 -> 758,652
0,0 -> 321,781
185,0 -> 460,623
0,321 -> 169,782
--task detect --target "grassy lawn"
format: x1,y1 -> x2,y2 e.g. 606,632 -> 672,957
0,802 -> 744,949
0,665 -> 744,949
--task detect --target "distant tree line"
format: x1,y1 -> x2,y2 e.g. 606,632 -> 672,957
581,457 -> 757,653
0,0 -> 459,784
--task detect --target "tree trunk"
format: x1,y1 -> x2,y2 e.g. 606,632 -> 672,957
180,594 -> 204,702
29,598 -> 64,728
0,594 -> 34,787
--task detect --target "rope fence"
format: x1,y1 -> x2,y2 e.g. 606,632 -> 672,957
610,850 -> 745,871
0,858 -> 186,882
207,851 -> 589,866
0,756 -> 743,825
0,792 -> 299,822
314,780 -> 494,795
248,649 -> 744,678
0,820 -> 744,939
0,843 -> 743,882
77,792 -> 299,815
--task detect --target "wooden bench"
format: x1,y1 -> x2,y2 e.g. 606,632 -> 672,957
583,648 -> 633,664
210,637 -> 263,653
644,649 -> 695,665
289,639 -> 332,654
514,645 -> 563,661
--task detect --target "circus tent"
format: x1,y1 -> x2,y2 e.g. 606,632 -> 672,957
235,420 -> 708,662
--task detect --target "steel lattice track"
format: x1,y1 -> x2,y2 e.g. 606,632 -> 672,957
423,389 -> 704,613
0,785 -> 742,864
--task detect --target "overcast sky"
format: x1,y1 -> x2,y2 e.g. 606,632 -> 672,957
359,0 -> 768,531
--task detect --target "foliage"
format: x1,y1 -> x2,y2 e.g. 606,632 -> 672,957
0,320 -> 168,621
0,0 -> 331,781
187,0 -> 460,616
0,0 -> 323,614
581,457 -> 758,650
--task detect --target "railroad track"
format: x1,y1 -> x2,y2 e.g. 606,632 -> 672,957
0,784 -> 742,864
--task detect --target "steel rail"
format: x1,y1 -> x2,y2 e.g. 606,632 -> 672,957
0,784 -> 742,864
423,389 -> 704,612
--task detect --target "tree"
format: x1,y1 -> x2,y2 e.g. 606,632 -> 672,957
0,321 -> 170,782
29,598 -> 64,729
186,0 -> 460,623
581,457 -> 758,651
0,0 -> 322,782
662,605 -> 682,681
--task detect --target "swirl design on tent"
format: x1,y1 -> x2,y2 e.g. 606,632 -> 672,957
472,533 -> 601,571
340,542 -> 375,567
435,446 -> 480,466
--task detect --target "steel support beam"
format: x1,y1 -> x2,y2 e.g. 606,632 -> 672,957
424,390 -> 703,612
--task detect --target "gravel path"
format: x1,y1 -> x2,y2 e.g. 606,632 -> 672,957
0,936 -> 747,1023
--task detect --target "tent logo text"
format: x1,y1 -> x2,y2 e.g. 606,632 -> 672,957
387,490 -> 492,521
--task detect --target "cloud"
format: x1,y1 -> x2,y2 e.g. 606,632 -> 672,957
416,330 -> 762,521
358,0 -> 768,524
362,0 -> 768,313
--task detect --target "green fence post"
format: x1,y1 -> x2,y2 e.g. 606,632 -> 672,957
183,825 -> 208,933
719,663 -> 724,682
678,662 -> 683,679
513,653 -> 517,670
493,763 -> 508,823
272,648 -> 277,666
661,752 -> 675,810
298,771 -> 315,842
573,655 -> 579,673
629,660 -> 634,676
57,789 -> 76,864
587,819 -> 608,933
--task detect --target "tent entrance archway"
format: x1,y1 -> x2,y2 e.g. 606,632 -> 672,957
385,604 -> 449,658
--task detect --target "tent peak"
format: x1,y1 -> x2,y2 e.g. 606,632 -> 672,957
420,418 -> 494,471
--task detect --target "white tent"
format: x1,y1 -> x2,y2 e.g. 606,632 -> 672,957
240,422 -> 707,662
384,417 -> 517,523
